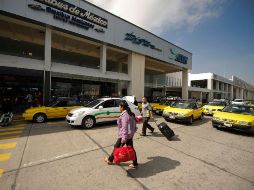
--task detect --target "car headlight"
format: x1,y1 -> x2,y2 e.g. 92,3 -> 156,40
73,111 -> 85,117
239,121 -> 251,126
213,117 -> 220,121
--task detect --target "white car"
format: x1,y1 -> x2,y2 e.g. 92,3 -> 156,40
231,99 -> 246,105
66,98 -> 141,129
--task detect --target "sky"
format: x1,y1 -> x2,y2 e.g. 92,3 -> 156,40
86,0 -> 254,85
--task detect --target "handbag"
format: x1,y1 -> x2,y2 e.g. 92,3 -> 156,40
113,146 -> 136,164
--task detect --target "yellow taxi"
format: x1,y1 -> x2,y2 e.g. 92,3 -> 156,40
153,100 -> 177,115
212,105 -> 254,132
23,98 -> 82,123
163,100 -> 204,125
138,102 -> 160,111
203,100 -> 227,115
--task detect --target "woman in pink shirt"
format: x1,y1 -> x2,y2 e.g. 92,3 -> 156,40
104,101 -> 138,168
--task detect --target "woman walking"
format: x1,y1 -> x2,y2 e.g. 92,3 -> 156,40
104,101 -> 138,168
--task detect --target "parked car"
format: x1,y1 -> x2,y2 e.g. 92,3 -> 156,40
212,105 -> 254,133
231,99 -> 246,105
162,100 -> 204,125
66,98 -> 141,129
203,100 -> 227,115
22,98 -> 82,123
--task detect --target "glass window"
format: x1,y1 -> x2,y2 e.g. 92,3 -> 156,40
0,36 -> 44,60
114,99 -> 121,107
55,101 -> 68,107
0,19 -> 45,60
103,100 -> 115,108
106,49 -> 128,74
191,80 -> 207,88
51,32 -> 100,69
67,100 -> 80,106
51,48 -> 100,69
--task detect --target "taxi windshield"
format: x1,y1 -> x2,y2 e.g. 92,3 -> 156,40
222,105 -> 254,116
171,102 -> 195,109
208,101 -> 225,106
84,99 -> 104,108
159,100 -> 167,105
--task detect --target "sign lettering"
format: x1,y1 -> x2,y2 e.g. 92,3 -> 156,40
34,0 -> 108,28
169,48 -> 188,64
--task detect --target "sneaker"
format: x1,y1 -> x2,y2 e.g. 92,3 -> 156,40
149,128 -> 154,133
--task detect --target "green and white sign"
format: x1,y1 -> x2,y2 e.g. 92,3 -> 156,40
169,48 -> 188,64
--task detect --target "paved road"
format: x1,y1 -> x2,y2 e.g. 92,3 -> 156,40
0,116 -> 254,190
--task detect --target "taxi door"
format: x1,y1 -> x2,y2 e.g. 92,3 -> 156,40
45,101 -> 67,118
96,100 -> 120,122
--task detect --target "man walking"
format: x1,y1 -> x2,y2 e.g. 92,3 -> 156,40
141,97 -> 154,136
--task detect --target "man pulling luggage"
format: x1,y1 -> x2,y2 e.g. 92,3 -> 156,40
141,97 -> 154,136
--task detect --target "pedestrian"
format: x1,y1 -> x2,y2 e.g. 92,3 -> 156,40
104,101 -> 138,168
25,93 -> 33,108
133,95 -> 138,106
141,96 -> 154,136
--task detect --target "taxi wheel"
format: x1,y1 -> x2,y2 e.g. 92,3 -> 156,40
82,116 -> 95,129
33,113 -> 47,123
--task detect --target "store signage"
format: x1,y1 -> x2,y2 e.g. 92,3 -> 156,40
28,1 -> 106,32
169,48 -> 188,64
33,0 -> 108,28
124,32 -> 162,52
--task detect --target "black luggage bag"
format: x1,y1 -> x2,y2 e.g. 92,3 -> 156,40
157,122 -> 175,140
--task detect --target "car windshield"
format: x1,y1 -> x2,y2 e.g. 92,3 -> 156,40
48,101 -> 58,107
159,100 -> 167,105
84,99 -> 104,108
171,102 -> 195,109
234,99 -> 243,102
222,105 -> 254,116
208,101 -> 225,106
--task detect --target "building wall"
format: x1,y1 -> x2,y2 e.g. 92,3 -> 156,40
0,0 -> 192,70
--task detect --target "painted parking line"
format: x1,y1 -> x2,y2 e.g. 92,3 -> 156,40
0,142 -> 17,150
0,168 -> 3,177
0,135 -> 21,141
0,130 -> 23,136
0,153 -> 11,162
0,127 -> 25,131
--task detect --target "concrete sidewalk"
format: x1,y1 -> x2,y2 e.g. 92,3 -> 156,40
0,117 -> 254,190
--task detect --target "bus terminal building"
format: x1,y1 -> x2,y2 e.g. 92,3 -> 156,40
0,0 -> 192,105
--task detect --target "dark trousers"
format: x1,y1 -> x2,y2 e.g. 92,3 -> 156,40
108,138 -> 138,166
142,117 -> 154,135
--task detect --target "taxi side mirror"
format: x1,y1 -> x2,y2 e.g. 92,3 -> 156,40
98,106 -> 103,110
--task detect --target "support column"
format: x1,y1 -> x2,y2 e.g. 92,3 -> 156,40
43,27 -> 52,106
182,69 -> 188,99
127,53 -> 145,101
240,88 -> 244,99
230,85 -> 234,100
200,92 -> 203,103
208,79 -> 213,101
100,44 -> 106,74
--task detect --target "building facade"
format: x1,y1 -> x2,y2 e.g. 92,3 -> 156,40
159,72 -> 254,102
189,73 -> 254,102
0,0 -> 192,105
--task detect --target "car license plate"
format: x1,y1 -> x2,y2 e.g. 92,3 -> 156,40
156,110 -> 160,114
224,123 -> 232,127
169,115 -> 175,119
